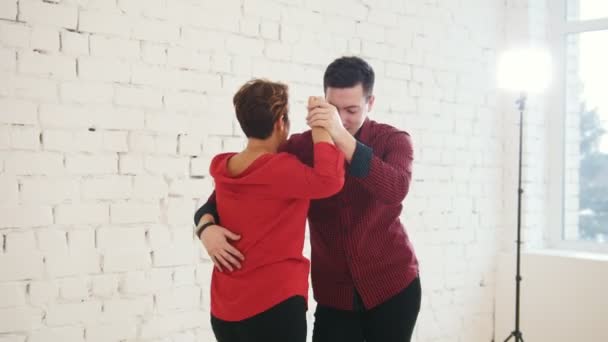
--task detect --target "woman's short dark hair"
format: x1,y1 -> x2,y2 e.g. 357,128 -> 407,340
323,56 -> 375,98
233,79 -> 289,139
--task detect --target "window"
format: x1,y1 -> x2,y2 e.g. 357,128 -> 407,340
567,0 -> 608,22
550,1 -> 608,251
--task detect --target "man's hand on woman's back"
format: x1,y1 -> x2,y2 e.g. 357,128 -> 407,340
200,224 -> 244,272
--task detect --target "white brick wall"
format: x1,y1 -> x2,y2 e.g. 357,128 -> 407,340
0,1 -> 18,21
0,0 -> 510,341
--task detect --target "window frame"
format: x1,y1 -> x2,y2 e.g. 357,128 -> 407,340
547,1 -> 608,253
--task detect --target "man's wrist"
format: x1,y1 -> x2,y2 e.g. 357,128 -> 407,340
195,220 -> 215,239
194,203 -> 219,226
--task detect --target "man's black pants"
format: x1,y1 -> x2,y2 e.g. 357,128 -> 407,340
313,277 -> 421,342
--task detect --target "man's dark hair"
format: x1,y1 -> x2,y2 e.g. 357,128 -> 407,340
323,56 -> 375,98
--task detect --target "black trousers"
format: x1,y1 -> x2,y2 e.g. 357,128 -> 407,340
313,277 -> 421,342
211,296 -> 307,342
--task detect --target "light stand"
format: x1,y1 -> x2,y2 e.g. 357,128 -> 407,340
503,93 -> 526,342
497,46 -> 551,342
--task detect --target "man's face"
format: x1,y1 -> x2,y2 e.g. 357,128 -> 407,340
325,83 -> 375,136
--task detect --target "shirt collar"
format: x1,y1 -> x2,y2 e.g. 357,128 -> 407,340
354,117 -> 371,142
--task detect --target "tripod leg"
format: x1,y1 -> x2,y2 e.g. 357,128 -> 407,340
503,333 -> 514,342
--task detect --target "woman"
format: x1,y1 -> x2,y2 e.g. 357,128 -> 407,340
202,79 -> 345,342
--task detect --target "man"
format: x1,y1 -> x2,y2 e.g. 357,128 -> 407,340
195,56 -> 420,342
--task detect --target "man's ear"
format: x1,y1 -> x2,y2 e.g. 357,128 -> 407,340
366,95 -> 376,112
